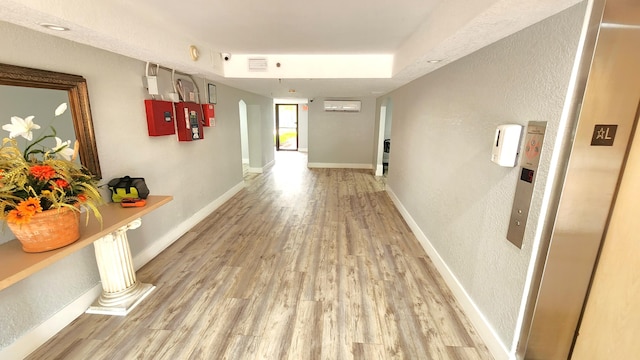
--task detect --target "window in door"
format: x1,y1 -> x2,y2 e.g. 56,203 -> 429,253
275,104 -> 298,151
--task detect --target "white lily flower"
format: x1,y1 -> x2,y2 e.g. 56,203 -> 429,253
52,137 -> 74,160
2,115 -> 41,140
54,103 -> 68,117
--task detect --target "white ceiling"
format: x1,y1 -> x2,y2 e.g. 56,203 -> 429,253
0,0 -> 583,99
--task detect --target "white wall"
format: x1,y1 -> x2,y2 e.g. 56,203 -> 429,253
0,20 -> 273,352
382,2 -> 587,353
384,99 -> 393,139
308,97 -> 376,168
239,101 -> 249,163
297,104 -> 309,152
247,104 -> 263,171
259,104 -> 275,167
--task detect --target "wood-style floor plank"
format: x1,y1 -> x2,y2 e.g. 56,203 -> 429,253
26,152 -> 492,360
287,300 -> 323,360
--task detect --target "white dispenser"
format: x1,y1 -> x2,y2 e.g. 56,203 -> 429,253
491,124 -> 522,167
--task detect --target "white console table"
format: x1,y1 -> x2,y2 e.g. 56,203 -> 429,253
0,195 -> 173,315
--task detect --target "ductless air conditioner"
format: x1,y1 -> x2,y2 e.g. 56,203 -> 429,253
323,100 -> 361,112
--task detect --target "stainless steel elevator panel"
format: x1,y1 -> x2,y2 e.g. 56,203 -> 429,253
518,0 -> 640,358
507,122 -> 547,248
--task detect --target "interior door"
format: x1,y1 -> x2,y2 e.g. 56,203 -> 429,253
571,106 -> 640,358
275,104 -> 298,151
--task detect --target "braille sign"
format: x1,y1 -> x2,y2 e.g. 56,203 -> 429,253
591,125 -> 618,146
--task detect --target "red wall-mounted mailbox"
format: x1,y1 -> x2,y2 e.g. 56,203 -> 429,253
202,104 -> 215,127
144,100 -> 175,136
175,102 -> 204,141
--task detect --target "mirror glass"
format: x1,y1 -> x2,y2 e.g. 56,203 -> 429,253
0,85 -> 78,163
0,63 -> 102,179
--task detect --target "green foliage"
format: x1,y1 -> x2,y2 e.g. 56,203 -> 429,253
277,129 -> 297,147
0,138 -> 103,225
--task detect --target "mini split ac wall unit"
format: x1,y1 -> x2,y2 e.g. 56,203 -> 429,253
323,100 -> 361,112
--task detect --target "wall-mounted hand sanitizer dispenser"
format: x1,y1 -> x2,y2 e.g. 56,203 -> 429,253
491,124 -> 522,167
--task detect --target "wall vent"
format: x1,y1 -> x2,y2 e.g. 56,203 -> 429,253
248,58 -> 268,71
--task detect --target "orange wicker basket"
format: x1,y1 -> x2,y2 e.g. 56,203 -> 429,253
8,206 -> 80,253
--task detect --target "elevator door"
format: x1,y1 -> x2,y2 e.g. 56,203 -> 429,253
571,107 -> 640,358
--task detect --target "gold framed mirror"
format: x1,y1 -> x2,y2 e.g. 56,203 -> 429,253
0,63 -> 102,179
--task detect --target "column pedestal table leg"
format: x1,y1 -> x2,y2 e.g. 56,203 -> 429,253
86,218 -> 155,316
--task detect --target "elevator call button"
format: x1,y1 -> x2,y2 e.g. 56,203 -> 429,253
507,121 -> 547,248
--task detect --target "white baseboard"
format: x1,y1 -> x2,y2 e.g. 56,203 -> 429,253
307,162 -> 373,170
386,187 -> 510,360
264,160 -> 275,170
247,160 -> 274,174
375,164 -> 384,176
132,181 -> 245,270
1,181 -> 246,360
0,284 -> 102,360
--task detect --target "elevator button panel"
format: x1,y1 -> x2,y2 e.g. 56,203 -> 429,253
507,121 -> 547,248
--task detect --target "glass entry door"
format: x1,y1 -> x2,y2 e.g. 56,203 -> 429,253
275,104 -> 298,151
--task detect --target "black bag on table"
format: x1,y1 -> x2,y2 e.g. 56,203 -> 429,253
108,176 -> 149,202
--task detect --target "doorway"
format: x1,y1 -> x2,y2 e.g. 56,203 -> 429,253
275,104 -> 298,151
375,99 -> 393,176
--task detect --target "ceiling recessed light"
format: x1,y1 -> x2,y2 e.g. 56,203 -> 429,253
427,59 -> 442,64
39,23 -> 69,31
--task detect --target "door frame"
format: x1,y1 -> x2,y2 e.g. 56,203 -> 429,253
275,103 -> 298,151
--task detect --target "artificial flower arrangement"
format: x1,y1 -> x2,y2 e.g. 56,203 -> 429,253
0,102 -> 102,228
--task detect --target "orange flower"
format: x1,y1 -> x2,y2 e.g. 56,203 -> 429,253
16,197 -> 42,216
6,209 -> 32,224
77,194 -> 87,203
53,179 -> 69,189
30,165 -> 56,181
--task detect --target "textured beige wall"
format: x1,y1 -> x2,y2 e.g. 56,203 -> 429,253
384,2 -> 587,350
308,97 -> 376,167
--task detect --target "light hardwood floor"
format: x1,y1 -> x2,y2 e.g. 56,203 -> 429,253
27,152 -> 492,360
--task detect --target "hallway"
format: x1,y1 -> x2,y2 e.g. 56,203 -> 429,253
28,152 -> 491,359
